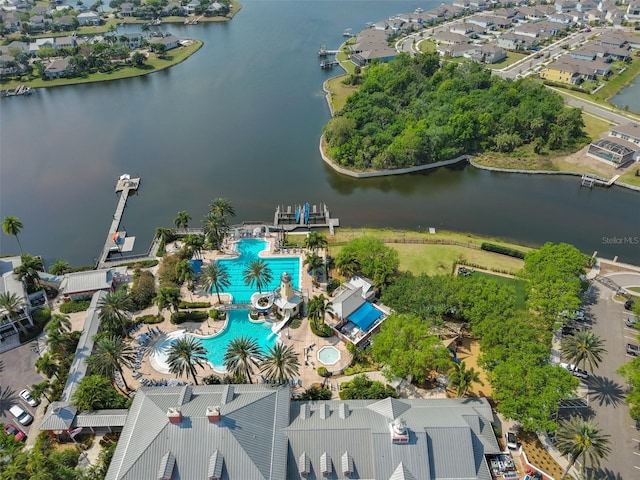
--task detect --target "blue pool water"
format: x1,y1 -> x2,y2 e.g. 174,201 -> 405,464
216,239 -> 300,304
193,309 -> 277,371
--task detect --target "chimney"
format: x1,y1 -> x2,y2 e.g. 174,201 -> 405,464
207,406 -> 221,423
167,408 -> 182,424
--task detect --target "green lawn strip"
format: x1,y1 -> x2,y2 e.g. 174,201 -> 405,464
582,112 -> 614,141
1,41 -> 202,90
618,169 -> 640,187
486,52 -> 528,70
471,271 -> 528,310
325,75 -> 358,113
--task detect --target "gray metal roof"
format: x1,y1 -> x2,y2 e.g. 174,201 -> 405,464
61,290 -> 106,402
74,409 -> 129,428
105,385 -> 291,480
39,402 -> 78,431
60,269 -> 113,295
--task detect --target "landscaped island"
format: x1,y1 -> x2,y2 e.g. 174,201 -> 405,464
322,53 -> 588,172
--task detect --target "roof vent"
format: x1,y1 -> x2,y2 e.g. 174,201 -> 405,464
338,403 -> 349,419
341,451 -> 354,476
300,403 -> 311,420
177,385 -> 192,405
206,406 -> 221,423
208,450 -> 224,480
320,452 -> 332,477
167,407 -> 182,424
157,451 -> 175,480
319,403 -> 330,420
298,451 -> 311,477
390,417 -> 409,443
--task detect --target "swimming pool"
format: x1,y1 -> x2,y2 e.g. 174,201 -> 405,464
216,239 -> 300,304
317,346 -> 341,366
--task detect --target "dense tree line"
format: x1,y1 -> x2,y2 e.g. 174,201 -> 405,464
324,53 -> 587,171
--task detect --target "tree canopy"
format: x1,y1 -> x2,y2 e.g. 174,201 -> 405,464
334,237 -> 399,289
324,54 -> 587,171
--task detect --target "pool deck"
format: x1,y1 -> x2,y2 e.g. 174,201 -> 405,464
120,234 -> 352,395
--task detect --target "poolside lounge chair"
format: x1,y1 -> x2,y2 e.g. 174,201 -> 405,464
297,379 -> 302,387
260,375 -> 266,383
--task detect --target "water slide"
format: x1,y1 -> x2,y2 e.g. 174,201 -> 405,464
271,310 -> 291,334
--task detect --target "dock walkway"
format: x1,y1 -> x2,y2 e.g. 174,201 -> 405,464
96,176 -> 140,269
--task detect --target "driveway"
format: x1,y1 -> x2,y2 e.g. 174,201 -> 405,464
0,340 -> 45,440
582,272 -> 640,479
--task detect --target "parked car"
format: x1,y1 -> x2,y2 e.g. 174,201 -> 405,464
19,388 -> 39,407
625,317 -> 638,328
506,431 -> 519,450
560,362 -> 589,379
625,300 -> 635,311
9,405 -> 33,426
627,344 -> 640,356
560,310 -> 585,321
3,424 -> 26,441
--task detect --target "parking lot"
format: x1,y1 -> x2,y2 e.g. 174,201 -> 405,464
580,271 -> 640,479
0,340 -> 45,440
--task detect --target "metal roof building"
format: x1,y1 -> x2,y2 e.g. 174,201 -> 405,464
105,386 -> 499,480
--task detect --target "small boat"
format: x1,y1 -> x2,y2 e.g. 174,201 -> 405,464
304,203 -> 310,225
343,28 -> 352,37
295,205 -> 301,223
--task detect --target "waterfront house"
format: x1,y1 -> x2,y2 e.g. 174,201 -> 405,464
119,2 -> 134,17
350,28 -> 398,66
77,11 -> 100,26
587,136 -> 639,167
207,2 -> 226,15
44,57 -> 72,78
610,123 -> 640,146
59,268 -> 125,300
184,0 -> 200,14
52,15 -> 76,31
102,385 -> 500,480
118,32 -> 143,49
156,34 -> 180,51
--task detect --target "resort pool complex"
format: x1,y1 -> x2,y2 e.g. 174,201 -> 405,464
216,239 -> 300,304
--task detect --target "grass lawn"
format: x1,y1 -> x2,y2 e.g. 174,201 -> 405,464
325,74 -> 358,113
1,41 -> 202,90
582,112 -> 614,140
417,39 -> 437,53
471,271 -> 528,310
486,52 -> 528,70
327,228 -> 528,277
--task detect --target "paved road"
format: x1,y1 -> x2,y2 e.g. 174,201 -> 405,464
583,273 -> 640,480
0,340 -> 44,441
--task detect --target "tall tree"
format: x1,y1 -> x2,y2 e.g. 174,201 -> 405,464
243,259 -> 272,294
0,291 -> 28,334
48,259 -> 71,276
174,210 -> 191,229
200,262 -> 231,304
209,197 -> 236,219
30,380 -> 53,403
202,211 -> 228,250
2,216 -> 24,254
45,313 -> 71,335
223,336 -> 263,384
307,294 -> 333,328
14,254 -> 45,290
72,375 -> 129,411
154,286 -> 182,315
175,259 -> 196,287
183,233 -> 205,259
448,361 -> 484,397
87,335 -> 136,391
260,343 -> 300,384
555,416 -> 611,480
98,289 -> 133,338
561,330 -> 607,372
166,336 -> 208,385
303,231 -> 328,252
35,352 -> 59,379
303,252 -> 325,283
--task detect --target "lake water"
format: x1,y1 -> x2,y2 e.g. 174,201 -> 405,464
1,0 -> 639,266
610,80 -> 640,113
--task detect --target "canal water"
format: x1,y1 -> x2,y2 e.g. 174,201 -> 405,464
1,1 -> 639,266
610,80 -> 640,114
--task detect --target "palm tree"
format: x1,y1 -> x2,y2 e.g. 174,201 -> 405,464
555,416 -> 611,480
14,253 -> 44,290
167,337 -> 208,385
2,216 -> 24,254
307,294 -> 333,328
448,361 -> 483,397
176,260 -> 196,287
0,291 -> 28,334
561,330 -> 607,373
48,259 -> 71,275
45,313 -> 71,335
202,211 -> 228,250
30,380 -> 53,403
200,262 -> 231,304
98,289 -> 133,338
88,335 -> 136,391
223,336 -> 263,384
155,227 -> 175,250
183,233 -> 205,259
260,343 -> 300,384
303,253 -> 325,283
35,352 -> 59,379
154,286 -> 182,315
335,251 -> 360,279
303,231 -> 328,252
174,210 -> 191,229
243,260 -> 272,294
209,197 -> 236,219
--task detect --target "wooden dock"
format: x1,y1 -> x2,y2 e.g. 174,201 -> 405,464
320,60 -> 339,69
273,203 -> 339,235
96,175 -> 140,268
581,174 -> 620,188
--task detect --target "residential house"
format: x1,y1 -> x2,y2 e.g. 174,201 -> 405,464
207,2 -> 226,15
490,16 -> 515,29
119,2 -> 134,17
44,57 -> 73,78
584,8 -> 604,23
59,268 -> 124,300
0,256 -> 35,345
598,32 -> 628,48
548,12 -> 575,23
55,35 -> 76,49
184,0 -> 200,14
31,5 -> 50,16
52,15 -> 76,31
438,42 -> 478,57
102,385 -> 501,480
627,2 -> 640,19
497,32 -> 535,50
30,37 -> 55,55
576,0 -> 598,12
77,11 -> 100,26
539,57 -> 597,83
453,0 -> 471,10
350,28 -> 398,66
472,44 -> 508,63
29,14 -> 45,31
118,32 -> 143,49
470,0 -> 488,10
610,123 -> 640,145
450,22 -> 485,37
156,34 -> 181,51
433,30 -> 471,45
4,40 -> 30,55
467,15 -> 495,29
555,0 -> 577,12
0,11 -> 21,33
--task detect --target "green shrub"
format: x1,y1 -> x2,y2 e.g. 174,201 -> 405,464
19,307 -> 51,343
179,301 -> 210,309
136,314 -> 164,324
209,309 -> 226,320
121,260 -> 159,268
59,300 -> 90,314
480,242 -> 526,259
130,269 -> 156,310
249,311 -> 259,320
310,320 -> 333,338
203,374 -> 222,385
170,310 -> 209,324
317,366 -> 330,377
